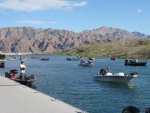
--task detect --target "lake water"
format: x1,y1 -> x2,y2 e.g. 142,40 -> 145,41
0,55 -> 150,113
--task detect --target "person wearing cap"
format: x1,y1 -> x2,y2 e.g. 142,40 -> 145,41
20,61 -> 26,79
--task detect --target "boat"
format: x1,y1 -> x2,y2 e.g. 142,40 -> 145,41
20,55 -> 26,60
9,57 -> 16,60
79,60 -> 93,67
5,68 -> 36,85
124,59 -> 147,66
0,62 -> 5,68
40,58 -> 49,61
31,56 -> 40,59
9,55 -> 16,60
89,57 -> 95,60
94,69 -> 138,83
14,75 -> 36,85
0,52 -> 7,62
111,57 -> 117,60
0,52 -> 7,68
66,56 -> 82,61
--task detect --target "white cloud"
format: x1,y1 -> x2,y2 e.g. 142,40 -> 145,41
137,9 -> 142,13
17,20 -> 57,24
0,0 -> 87,12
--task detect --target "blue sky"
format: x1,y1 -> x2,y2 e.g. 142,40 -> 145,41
0,0 -> 150,35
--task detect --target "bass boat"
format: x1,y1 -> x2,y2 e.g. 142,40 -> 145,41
5,68 -> 36,85
94,70 -> 137,83
124,59 -> 147,66
79,60 -> 93,67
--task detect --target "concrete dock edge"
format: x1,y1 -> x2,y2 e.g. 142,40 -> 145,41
0,75 -> 87,113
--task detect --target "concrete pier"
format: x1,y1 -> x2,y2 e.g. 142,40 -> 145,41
0,75 -> 86,113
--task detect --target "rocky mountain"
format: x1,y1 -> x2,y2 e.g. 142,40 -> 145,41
0,26 -> 149,53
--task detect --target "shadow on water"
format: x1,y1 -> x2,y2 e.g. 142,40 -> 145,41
26,84 -> 37,89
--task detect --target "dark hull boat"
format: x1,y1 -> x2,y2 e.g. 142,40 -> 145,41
40,58 -> 49,61
14,75 -> 36,85
0,62 -> 5,68
124,60 -> 147,66
5,69 -> 36,85
0,52 -> 7,68
111,57 -> 117,60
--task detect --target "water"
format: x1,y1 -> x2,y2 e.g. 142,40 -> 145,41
0,55 -> 150,113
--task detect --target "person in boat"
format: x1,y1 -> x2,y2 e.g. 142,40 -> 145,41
100,68 -> 109,75
20,61 -> 26,79
122,105 -> 140,113
134,58 -> 138,63
87,61 -> 91,64
105,68 -> 109,73
80,60 -> 85,63
100,69 -> 104,75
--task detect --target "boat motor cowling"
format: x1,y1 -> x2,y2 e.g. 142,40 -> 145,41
130,72 -> 138,76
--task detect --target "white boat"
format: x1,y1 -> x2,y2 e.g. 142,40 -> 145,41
9,58 -> 16,60
79,61 -> 93,67
66,57 -> 82,61
94,72 -> 137,83
9,56 -> 16,60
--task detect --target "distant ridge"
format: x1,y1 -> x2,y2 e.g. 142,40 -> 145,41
0,26 -> 149,53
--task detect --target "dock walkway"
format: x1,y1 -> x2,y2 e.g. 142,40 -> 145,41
0,75 -> 86,113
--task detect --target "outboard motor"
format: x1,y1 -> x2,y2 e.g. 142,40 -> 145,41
27,75 -> 35,80
130,72 -> 138,76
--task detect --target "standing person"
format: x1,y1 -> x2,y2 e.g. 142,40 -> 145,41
20,61 -> 26,79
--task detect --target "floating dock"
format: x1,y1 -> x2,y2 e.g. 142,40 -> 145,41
0,75 -> 86,113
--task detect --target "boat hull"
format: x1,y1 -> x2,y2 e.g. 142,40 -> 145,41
124,60 -> 147,66
79,63 -> 93,67
14,78 -> 36,85
41,58 -> 49,61
124,62 -> 147,66
94,75 -> 137,83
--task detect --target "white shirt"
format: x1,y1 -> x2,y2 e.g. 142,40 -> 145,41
20,64 -> 26,74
